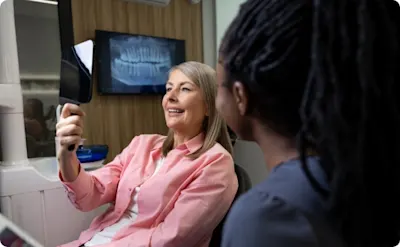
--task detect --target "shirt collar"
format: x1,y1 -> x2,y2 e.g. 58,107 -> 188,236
152,132 -> 205,154
180,132 -> 205,154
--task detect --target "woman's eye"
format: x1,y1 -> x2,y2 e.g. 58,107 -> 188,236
166,88 -> 172,92
182,87 -> 191,92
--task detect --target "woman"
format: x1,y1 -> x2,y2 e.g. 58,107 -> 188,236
56,61 -> 238,247
216,0 -> 400,246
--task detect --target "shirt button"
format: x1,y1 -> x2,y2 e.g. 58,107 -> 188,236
128,188 -> 132,191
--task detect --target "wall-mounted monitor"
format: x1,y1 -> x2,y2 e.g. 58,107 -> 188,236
95,30 -> 186,95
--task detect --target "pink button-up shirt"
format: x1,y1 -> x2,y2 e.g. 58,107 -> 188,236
59,133 -> 238,247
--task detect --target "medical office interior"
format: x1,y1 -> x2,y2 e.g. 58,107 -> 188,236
0,0 -> 266,246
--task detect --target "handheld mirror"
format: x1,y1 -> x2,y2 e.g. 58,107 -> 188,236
57,39 -> 94,151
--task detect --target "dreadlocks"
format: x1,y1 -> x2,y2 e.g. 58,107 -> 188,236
220,0 -> 400,246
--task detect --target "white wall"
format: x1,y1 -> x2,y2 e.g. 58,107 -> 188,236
215,0 -> 245,54
202,0 -> 268,185
202,0 -> 216,68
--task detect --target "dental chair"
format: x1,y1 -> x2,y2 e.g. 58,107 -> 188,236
209,163 -> 252,247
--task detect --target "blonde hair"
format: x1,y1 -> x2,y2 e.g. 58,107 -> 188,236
162,61 -> 233,159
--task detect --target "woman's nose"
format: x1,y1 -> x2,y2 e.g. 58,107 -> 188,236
167,89 -> 179,102
168,95 -> 178,102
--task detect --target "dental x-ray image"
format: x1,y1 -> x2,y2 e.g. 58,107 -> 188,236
95,30 -> 186,95
110,36 -> 172,86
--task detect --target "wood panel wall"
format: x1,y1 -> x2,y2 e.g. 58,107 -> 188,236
70,0 -> 203,160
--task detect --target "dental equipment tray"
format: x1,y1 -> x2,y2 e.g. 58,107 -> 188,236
76,145 -> 108,163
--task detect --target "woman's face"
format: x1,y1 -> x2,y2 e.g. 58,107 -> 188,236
162,69 -> 207,136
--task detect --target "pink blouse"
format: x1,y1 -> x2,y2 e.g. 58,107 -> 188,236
58,133 -> 238,247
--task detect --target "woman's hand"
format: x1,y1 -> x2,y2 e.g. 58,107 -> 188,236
55,103 -> 85,181
56,103 -> 85,155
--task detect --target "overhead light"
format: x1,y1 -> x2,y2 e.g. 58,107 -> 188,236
26,0 -> 58,5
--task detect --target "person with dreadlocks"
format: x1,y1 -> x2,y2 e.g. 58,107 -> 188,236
215,0 -> 400,246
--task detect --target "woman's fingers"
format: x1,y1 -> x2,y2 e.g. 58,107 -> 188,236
56,124 -> 83,137
56,115 -> 84,131
56,104 -> 86,154
61,103 -> 85,118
